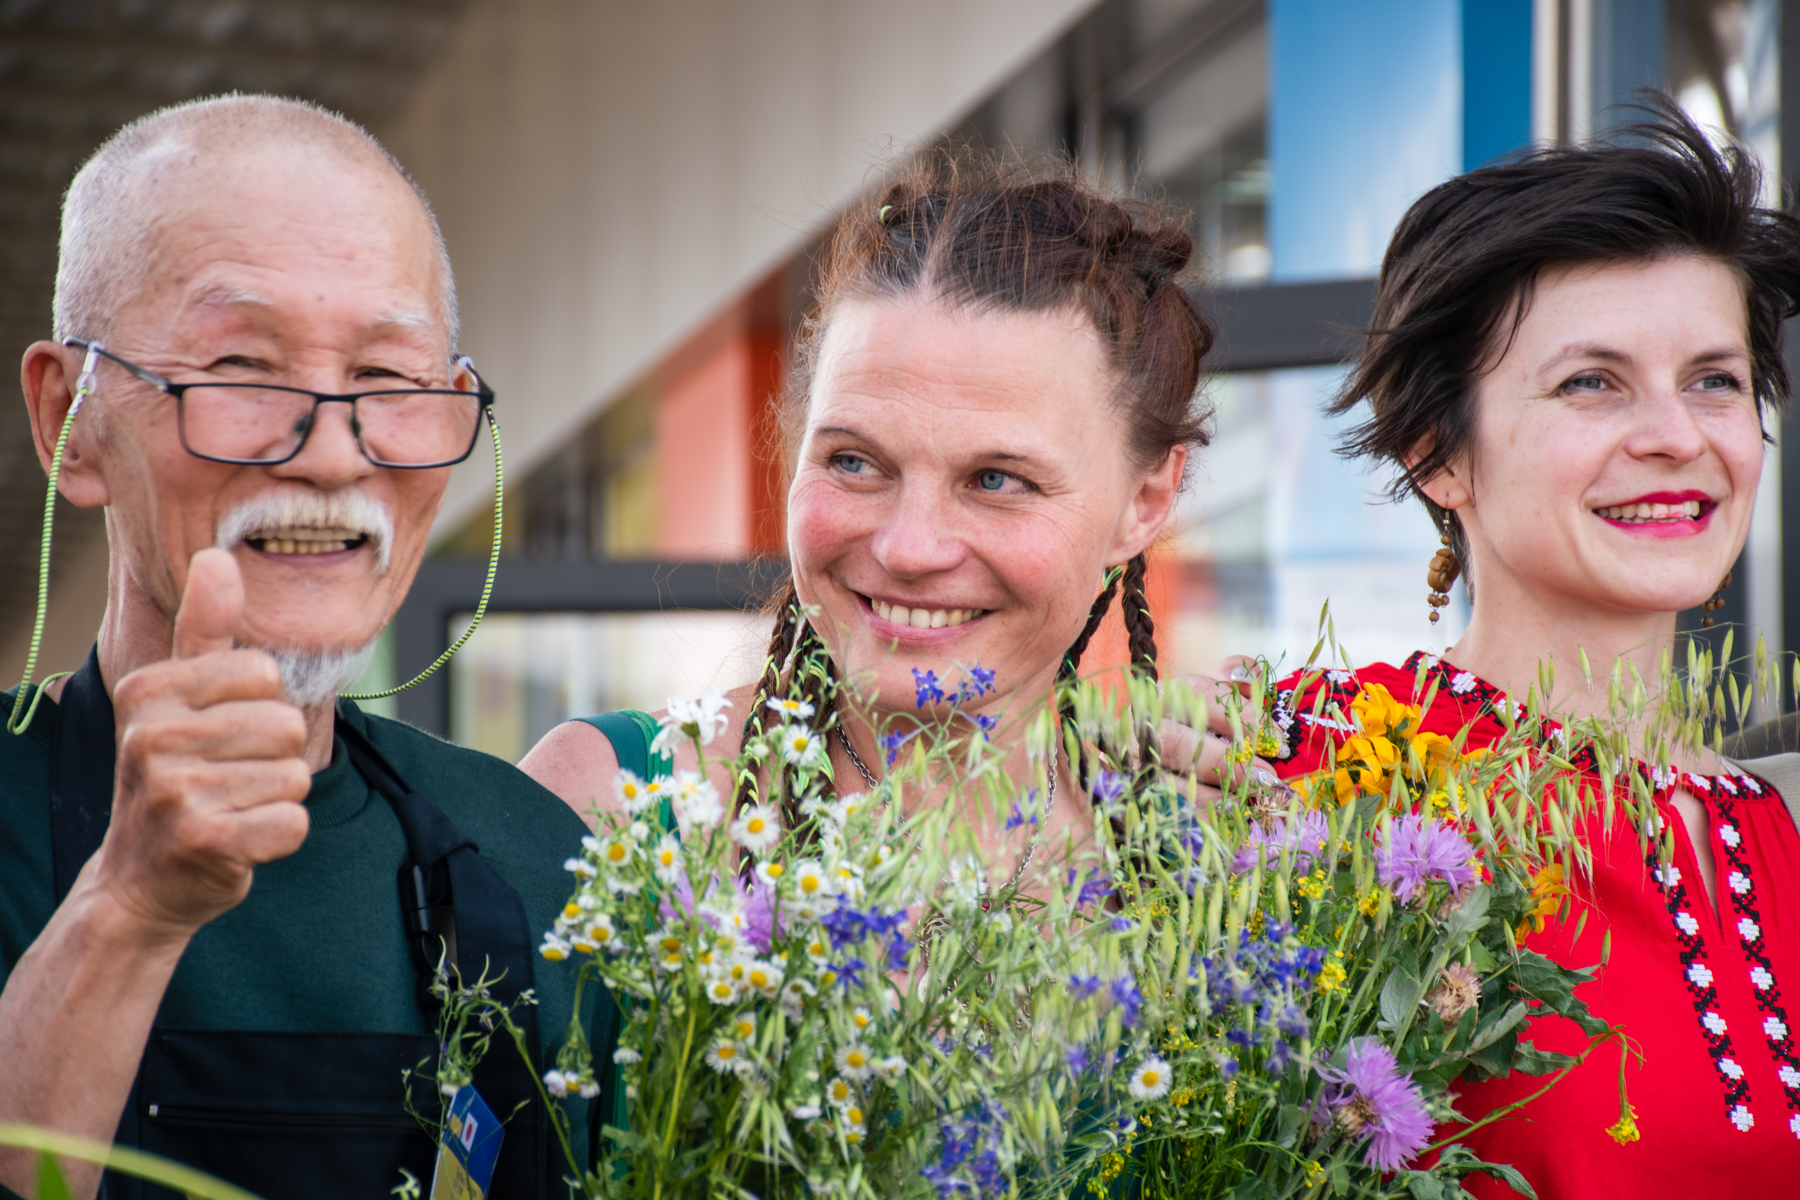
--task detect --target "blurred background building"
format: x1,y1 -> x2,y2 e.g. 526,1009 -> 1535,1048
0,0 -> 1790,761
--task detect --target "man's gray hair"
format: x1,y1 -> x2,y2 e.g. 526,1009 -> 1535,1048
53,94 -> 459,351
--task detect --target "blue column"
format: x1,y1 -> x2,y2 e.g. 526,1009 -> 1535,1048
1463,0 -> 1534,168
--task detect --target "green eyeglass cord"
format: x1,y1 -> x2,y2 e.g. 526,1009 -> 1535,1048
6,345 -> 505,734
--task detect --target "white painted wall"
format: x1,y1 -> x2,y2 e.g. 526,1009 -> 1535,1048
382,0 -> 1094,539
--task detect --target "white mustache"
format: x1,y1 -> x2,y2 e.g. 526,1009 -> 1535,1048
214,488 -> 394,575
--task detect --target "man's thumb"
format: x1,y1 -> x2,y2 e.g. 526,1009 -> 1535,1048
174,548 -> 245,660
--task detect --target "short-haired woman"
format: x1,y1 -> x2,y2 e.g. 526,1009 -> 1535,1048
1273,104 -> 1800,1194
524,155 -> 1247,892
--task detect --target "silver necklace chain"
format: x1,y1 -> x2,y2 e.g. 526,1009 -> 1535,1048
835,723 -> 1047,893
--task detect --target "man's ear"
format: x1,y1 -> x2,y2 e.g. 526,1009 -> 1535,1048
1109,444 -> 1187,564
21,341 -> 110,508
1405,437 -> 1470,512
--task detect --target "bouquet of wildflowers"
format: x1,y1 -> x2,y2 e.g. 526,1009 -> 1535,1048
445,623 -> 1630,1200
1042,655 -> 1628,1200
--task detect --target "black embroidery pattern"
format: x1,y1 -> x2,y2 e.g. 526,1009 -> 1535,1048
1278,651 -> 1791,1134
1687,775 -> 1800,1139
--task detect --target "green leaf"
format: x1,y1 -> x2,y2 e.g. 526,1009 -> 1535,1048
1379,966 -> 1427,1031
1276,1103 -> 1309,1148
600,1125 -> 651,1154
1510,1043 -> 1579,1076
35,1154 -> 73,1200
1406,1172 -> 1447,1200
1442,885 -> 1491,943
0,1125 -> 260,1200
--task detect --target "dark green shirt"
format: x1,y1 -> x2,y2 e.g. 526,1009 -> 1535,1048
0,685 -> 612,1183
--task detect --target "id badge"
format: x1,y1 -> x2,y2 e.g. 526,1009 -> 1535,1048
429,1085 -> 504,1200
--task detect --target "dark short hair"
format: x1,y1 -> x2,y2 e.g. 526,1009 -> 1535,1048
1334,95 -> 1800,566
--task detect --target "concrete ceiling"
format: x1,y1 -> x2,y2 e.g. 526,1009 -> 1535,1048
0,0 -> 470,656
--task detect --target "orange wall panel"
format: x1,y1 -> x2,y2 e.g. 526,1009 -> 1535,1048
656,336 -> 753,558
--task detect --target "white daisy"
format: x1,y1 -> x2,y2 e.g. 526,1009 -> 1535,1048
835,1044 -> 875,1080
703,1037 -> 745,1074
538,933 -> 573,962
729,804 -> 782,853
780,977 -> 816,1017
791,1102 -> 822,1121
851,1007 -> 874,1033
595,835 -> 634,869
824,1077 -> 857,1107
876,1055 -> 908,1082
613,1047 -> 642,1065
744,959 -> 784,999
1128,1056 -> 1173,1101
615,770 -> 657,815
730,1014 -> 757,1042
671,772 -> 724,828
791,860 -> 833,908
543,1069 -> 573,1097
703,974 -> 741,1005
755,860 -> 786,887
779,724 -> 826,768
765,695 -> 817,720
650,834 -> 683,883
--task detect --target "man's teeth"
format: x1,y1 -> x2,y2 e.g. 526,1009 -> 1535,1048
870,599 -> 985,629
1597,500 -> 1704,522
248,527 -> 365,555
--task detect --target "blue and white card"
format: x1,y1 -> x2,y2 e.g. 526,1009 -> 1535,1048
429,1084 -> 504,1200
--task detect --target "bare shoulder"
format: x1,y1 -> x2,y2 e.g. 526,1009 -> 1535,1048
520,720 -> 620,831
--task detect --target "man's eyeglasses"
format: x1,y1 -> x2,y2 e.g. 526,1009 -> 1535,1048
62,338 -> 494,469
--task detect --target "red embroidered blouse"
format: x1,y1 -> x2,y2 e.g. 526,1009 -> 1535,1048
1273,653 -> 1800,1197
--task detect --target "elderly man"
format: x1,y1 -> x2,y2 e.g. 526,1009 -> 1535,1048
0,96 -> 612,1198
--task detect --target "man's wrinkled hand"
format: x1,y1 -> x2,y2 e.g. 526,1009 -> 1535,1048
93,548 -> 311,935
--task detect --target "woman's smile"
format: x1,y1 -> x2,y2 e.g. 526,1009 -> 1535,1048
1593,490 -> 1716,538
860,593 -> 991,635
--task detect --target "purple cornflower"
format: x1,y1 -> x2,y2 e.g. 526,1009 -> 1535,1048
913,669 -> 945,708
1065,1044 -> 1092,1074
921,1102 -> 1008,1197
1315,1038 -> 1434,1172
1092,771 -> 1129,806
880,728 -> 920,766
1109,975 -> 1143,1027
657,870 -> 782,953
1231,811 -> 1331,875
1109,917 -> 1134,932
1004,797 -> 1040,831
1376,814 -> 1477,904
1067,869 -> 1114,909
1068,974 -> 1105,1000
833,957 -> 867,989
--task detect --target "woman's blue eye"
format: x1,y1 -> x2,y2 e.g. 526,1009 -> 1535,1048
835,454 -> 867,474
977,469 -> 1009,491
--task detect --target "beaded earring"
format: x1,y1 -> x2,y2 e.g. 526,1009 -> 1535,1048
1426,533 -> 1460,624
1700,570 -> 1733,628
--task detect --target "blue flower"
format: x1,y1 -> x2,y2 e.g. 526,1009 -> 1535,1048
913,669 -> 945,708
1219,1055 -> 1239,1079
1068,974 -> 1105,999
1109,917 -> 1134,932
1065,1044 -> 1092,1075
1004,797 -> 1040,831
880,728 -> 920,766
1068,870 -> 1114,908
1092,770 -> 1128,805
1109,976 -> 1143,1027
920,1102 -> 1009,1197
834,957 -> 866,989
970,664 -> 996,694
968,711 -> 998,738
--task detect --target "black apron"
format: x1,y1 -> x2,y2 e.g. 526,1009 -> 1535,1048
48,649 -> 549,1198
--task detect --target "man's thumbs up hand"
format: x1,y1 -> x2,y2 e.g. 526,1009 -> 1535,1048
91,548 -> 312,937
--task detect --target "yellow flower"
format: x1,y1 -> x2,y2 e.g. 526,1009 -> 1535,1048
1411,731 -> 1456,775
1517,862 -> 1569,939
1305,1161 -> 1325,1189
1358,889 -> 1387,918
1297,870 -> 1327,900
1334,733 -> 1399,803
1350,683 -> 1416,740
1317,955 -> 1348,993
1606,1103 -> 1640,1145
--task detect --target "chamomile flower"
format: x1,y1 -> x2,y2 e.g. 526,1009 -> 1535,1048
613,1047 -> 643,1065
670,772 -> 724,828
539,932 -> 573,962
543,1069 -> 574,1098
779,724 -> 826,768
731,1014 -> 757,1041
654,689 -> 733,753
826,794 -> 867,825
825,1077 -> 857,1107
743,959 -> 784,999
729,804 -> 782,853
780,978 -> 816,1017
835,1044 -> 875,1080
831,864 -> 867,903
703,974 -> 741,1005
843,1122 -> 868,1145
765,695 -> 817,720
755,861 -> 786,887
703,1037 -> 745,1075
851,1007 -> 875,1034
791,1102 -> 823,1121
803,934 -> 832,965
595,835 -> 634,869
1128,1056 -> 1173,1101
615,770 -> 657,815
876,1055 -> 908,1082
650,834 -> 682,882
791,860 -> 833,908
584,913 -> 620,952
563,856 -> 597,880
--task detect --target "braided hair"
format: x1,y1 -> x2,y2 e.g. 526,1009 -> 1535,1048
736,151 -> 1214,821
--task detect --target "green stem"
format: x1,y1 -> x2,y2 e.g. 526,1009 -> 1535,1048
655,1003 -> 701,1200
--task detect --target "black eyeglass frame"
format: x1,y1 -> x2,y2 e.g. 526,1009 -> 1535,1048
61,336 -> 496,469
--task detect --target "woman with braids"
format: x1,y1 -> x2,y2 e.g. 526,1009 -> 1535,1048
523,151 -> 1255,903
1265,102 -> 1800,1195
